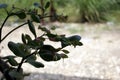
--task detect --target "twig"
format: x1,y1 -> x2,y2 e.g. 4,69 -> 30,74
0,22 -> 28,43
17,51 -> 37,72
0,15 -> 9,42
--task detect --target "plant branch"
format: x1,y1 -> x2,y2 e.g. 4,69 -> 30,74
0,15 -> 10,42
17,51 -> 37,72
0,22 -> 28,43
0,15 -> 53,43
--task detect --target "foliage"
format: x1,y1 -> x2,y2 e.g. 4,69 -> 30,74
0,1 -> 83,80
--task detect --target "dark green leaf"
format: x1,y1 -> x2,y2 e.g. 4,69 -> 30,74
2,55 -> 16,59
15,11 -> 26,19
28,20 -> 37,38
39,48 -> 61,61
34,37 -> 45,42
62,49 -> 69,54
71,41 -> 83,47
28,60 -> 44,68
41,45 -> 56,51
61,40 -> 71,48
53,54 -> 61,61
77,42 -> 83,46
8,57 -> 18,66
38,26 -> 50,33
45,2 -> 50,9
59,54 -> 68,58
25,34 -> 32,43
67,35 -> 81,41
31,14 -> 40,23
27,39 -> 43,49
22,34 -> 26,44
2,55 -> 18,66
16,43 -> 34,56
0,4 -> 7,8
47,33 -> 61,42
55,48 -> 62,52
26,54 -> 37,61
39,50 -> 54,61
8,42 -> 26,57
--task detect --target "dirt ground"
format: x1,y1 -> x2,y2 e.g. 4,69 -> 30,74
1,23 -> 120,80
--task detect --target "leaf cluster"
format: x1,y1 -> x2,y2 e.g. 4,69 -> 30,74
0,1 -> 83,80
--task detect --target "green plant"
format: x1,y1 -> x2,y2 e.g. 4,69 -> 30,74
0,1 -> 83,80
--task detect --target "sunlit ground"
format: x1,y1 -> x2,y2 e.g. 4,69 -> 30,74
1,22 -> 120,80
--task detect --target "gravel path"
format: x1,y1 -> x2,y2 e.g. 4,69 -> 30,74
1,23 -> 120,80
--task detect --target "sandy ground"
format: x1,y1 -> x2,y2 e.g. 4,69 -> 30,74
0,23 -> 120,80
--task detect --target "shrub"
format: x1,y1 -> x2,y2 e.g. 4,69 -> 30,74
0,1 -> 83,80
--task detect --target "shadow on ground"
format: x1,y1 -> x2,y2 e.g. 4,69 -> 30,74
24,72 -> 110,80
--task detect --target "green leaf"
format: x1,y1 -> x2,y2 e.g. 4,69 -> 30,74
71,41 -> 83,47
31,14 -> 40,23
62,49 -> 69,54
2,55 -> 18,66
2,55 -> 16,59
53,54 -> 61,61
45,1 -> 50,9
0,4 -> 7,8
41,45 -> 56,51
59,54 -> 68,58
26,54 -> 37,61
47,33 -> 61,42
8,42 -> 26,57
22,34 -> 26,44
8,57 -> 18,66
16,44 -> 32,57
28,20 -> 37,38
61,40 -> 71,48
77,41 -> 83,46
15,11 -> 26,19
39,50 -> 54,61
38,26 -> 50,33
67,35 -> 81,42
28,60 -> 44,68
27,39 -> 43,49
39,48 -> 61,61
25,34 -> 32,43
9,68 -> 23,79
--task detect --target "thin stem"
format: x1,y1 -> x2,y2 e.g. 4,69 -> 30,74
0,15 -> 53,43
0,15 -> 10,42
17,51 -> 36,72
17,58 -> 24,72
0,22 -> 28,43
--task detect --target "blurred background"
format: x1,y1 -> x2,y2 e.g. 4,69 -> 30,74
0,0 -> 120,23
0,0 -> 120,80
